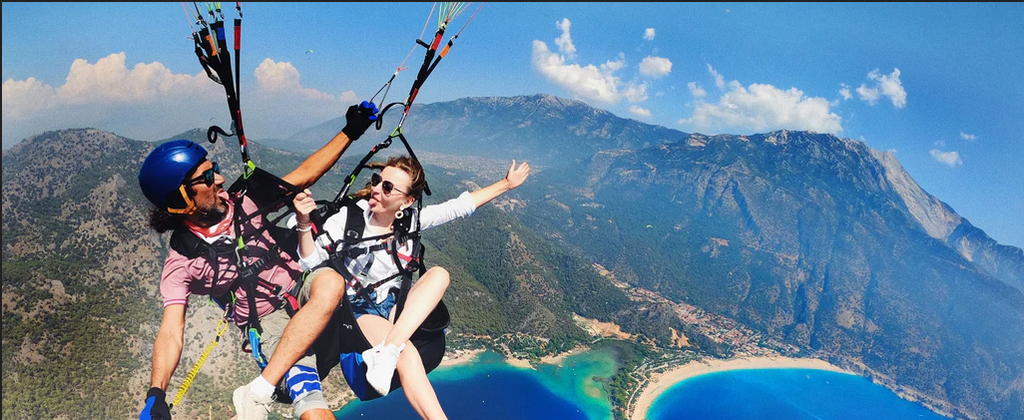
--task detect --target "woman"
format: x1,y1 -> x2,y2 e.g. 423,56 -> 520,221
291,155 -> 530,420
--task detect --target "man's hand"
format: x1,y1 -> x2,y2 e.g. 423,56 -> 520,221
139,387 -> 171,420
341,101 -> 379,141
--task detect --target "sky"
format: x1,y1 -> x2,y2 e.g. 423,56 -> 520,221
2,2 -> 1022,248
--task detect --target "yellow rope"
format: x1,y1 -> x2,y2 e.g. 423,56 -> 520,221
170,315 -> 230,408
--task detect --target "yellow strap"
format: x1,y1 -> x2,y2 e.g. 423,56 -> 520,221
170,314 -> 230,408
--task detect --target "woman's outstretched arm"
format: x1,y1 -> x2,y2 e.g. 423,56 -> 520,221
469,160 -> 530,208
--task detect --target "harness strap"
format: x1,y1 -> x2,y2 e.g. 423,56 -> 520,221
340,242 -> 389,259
236,244 -> 277,279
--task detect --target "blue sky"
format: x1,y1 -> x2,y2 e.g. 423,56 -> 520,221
2,2 -> 1022,247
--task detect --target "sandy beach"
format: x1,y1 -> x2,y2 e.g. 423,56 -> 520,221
438,347 -> 487,367
629,356 -> 854,420
501,344 -> 591,370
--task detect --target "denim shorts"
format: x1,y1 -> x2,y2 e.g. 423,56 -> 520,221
350,289 -> 397,319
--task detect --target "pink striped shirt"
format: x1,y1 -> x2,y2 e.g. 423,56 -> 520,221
159,196 -> 301,325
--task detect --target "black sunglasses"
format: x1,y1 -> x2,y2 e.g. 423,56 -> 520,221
187,161 -> 220,187
370,172 -> 408,196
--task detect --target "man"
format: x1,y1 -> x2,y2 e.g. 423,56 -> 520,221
137,102 -> 378,420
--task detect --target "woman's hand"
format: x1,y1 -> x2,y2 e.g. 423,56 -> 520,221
505,160 -> 530,190
293,189 -> 316,226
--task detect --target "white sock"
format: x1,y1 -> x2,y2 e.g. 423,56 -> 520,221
250,375 -> 276,399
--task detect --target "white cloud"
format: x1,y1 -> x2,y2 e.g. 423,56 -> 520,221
930,149 -> 963,167
960,132 -> 977,141
59,53 -> 213,104
839,83 -> 852,101
2,77 -> 59,120
531,40 -> 626,104
623,81 -> 649,103
857,68 -> 906,108
2,52 -> 357,147
629,105 -> 652,118
707,64 -> 725,89
679,74 -> 843,134
340,91 -> 359,103
639,56 -> 672,78
3,52 -> 223,145
687,82 -> 707,99
554,18 -> 576,58
856,83 -> 881,105
643,28 -> 655,41
255,59 -> 334,101
533,21 -> 669,108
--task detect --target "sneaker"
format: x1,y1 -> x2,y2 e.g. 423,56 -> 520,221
362,342 -> 405,396
233,383 -> 272,420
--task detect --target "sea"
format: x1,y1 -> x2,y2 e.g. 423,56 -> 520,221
334,349 -> 950,420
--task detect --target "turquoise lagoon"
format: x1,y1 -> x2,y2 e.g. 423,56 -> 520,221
334,349 -> 949,420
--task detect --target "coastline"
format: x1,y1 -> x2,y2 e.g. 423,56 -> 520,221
438,347 -> 487,367
628,356 -> 854,420
503,344 -> 591,370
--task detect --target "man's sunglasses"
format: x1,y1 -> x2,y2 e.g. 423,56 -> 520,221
187,161 -> 220,187
371,172 -> 408,196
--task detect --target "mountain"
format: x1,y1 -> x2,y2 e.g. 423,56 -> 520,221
3,95 -> 1023,419
292,94 -> 1024,419
870,149 -> 1024,290
294,95 -> 1024,291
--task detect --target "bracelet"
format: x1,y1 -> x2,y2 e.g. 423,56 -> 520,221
296,224 -> 312,232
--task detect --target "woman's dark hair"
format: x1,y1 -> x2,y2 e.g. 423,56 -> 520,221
353,155 -> 426,201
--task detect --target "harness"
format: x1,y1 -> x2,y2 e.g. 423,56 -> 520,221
167,168 -> 305,357
318,200 -> 417,299
309,194 -> 450,402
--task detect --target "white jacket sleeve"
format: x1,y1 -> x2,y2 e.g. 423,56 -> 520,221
418,191 -> 476,230
288,211 -> 347,271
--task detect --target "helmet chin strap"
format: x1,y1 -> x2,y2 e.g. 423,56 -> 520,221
167,184 -> 198,215
174,184 -> 227,227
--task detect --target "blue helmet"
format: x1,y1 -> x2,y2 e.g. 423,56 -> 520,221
138,139 -> 208,214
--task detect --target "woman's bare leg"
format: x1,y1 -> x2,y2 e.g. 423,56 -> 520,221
357,316 -> 447,419
383,267 -> 449,347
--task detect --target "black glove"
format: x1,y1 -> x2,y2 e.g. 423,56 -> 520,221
341,101 -> 379,141
139,387 -> 171,420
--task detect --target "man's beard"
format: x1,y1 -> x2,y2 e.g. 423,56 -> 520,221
195,198 -> 228,225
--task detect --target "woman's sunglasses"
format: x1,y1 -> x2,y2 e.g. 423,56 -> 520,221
371,172 -> 408,196
187,161 -> 220,187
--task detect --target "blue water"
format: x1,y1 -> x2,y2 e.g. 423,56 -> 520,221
334,350 -> 598,420
335,351 -> 949,420
648,369 -> 950,420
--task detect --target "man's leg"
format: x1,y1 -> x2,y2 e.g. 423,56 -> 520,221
261,268 -> 345,385
236,268 -> 344,420
256,310 -> 335,420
